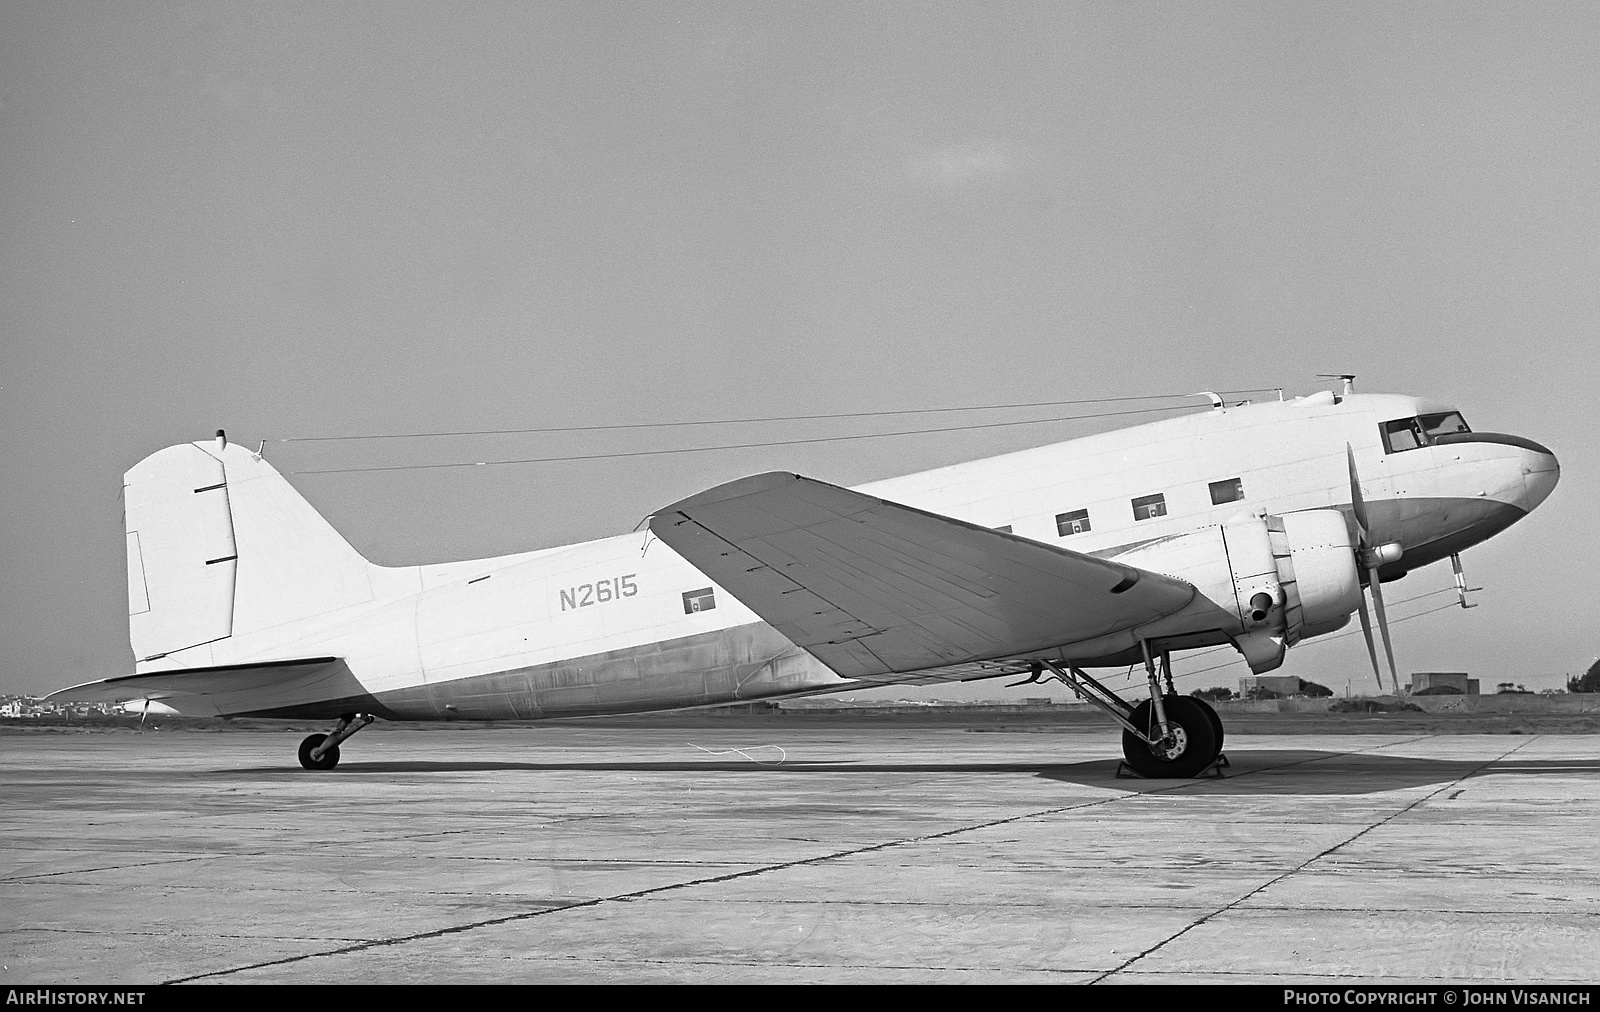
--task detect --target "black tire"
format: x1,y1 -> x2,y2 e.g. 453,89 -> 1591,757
1121,696 -> 1220,778
298,733 -> 340,771
1189,696 -> 1226,753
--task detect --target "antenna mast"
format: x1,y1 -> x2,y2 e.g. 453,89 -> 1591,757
1317,374 -> 1356,396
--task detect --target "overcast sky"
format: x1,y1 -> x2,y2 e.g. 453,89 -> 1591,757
3,2 -> 1596,701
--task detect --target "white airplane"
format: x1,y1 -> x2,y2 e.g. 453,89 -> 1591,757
50,387 -> 1559,777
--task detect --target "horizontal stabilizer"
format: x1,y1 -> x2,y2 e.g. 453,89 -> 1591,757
648,472 -> 1195,678
46,657 -> 364,717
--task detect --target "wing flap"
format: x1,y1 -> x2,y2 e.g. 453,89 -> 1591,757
649,472 -> 1196,678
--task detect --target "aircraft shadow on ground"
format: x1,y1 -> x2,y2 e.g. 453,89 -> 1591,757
229,750 -> 1599,796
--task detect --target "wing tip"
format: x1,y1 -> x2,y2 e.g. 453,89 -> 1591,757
42,679 -> 105,702
44,656 -> 344,702
653,471 -> 804,519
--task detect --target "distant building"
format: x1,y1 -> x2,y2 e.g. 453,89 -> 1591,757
1238,675 -> 1302,697
0,696 -> 122,717
1409,672 -> 1479,695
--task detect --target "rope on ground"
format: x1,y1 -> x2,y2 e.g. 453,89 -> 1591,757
687,742 -> 787,766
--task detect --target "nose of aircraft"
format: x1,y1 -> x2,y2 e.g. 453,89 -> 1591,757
1437,431 -> 1561,516
1520,443 -> 1560,513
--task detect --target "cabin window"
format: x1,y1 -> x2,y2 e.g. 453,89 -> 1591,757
683,588 -> 716,614
1209,478 -> 1244,505
1055,509 -> 1090,536
994,525 -> 1012,534
1131,494 -> 1167,521
1382,412 -> 1471,453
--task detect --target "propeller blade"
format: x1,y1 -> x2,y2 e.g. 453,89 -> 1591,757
1355,591 -> 1384,688
1348,443 -> 1399,692
1346,443 -> 1370,538
1368,567 -> 1402,693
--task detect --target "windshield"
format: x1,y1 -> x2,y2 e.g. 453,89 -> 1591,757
1421,412 -> 1470,438
1382,412 -> 1471,453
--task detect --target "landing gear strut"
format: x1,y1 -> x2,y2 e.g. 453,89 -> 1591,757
1022,644 -> 1227,779
298,713 -> 374,770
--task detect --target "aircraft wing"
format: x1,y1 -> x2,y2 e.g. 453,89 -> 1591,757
45,657 -> 364,718
648,472 -> 1196,678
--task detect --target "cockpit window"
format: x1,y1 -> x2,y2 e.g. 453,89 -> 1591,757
1383,418 -> 1424,452
1421,412 -> 1470,438
1381,412 -> 1471,453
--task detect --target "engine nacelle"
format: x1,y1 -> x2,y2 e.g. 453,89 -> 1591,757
1107,508 -> 1361,674
1271,509 -> 1362,643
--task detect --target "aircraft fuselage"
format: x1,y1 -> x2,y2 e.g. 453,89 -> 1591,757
95,392 -> 1560,721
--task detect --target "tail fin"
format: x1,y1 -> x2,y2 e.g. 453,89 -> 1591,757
125,435 -> 381,661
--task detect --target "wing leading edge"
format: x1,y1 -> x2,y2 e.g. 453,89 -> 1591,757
648,472 -> 1196,679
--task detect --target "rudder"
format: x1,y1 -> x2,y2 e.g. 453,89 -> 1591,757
125,442 -> 239,660
125,435 -> 383,663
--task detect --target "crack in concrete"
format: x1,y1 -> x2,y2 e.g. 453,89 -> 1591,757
0,854 -> 211,883
4,926 -> 379,943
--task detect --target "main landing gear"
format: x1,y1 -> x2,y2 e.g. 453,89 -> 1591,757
298,713 -> 374,770
1121,696 -> 1221,779
1014,644 -> 1227,779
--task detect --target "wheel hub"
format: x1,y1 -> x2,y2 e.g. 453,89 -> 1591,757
1150,725 -> 1189,761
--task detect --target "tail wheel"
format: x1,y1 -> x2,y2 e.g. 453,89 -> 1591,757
1121,696 -> 1220,778
298,733 -> 340,771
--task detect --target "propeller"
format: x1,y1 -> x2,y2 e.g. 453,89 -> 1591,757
1347,444 -> 1404,693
